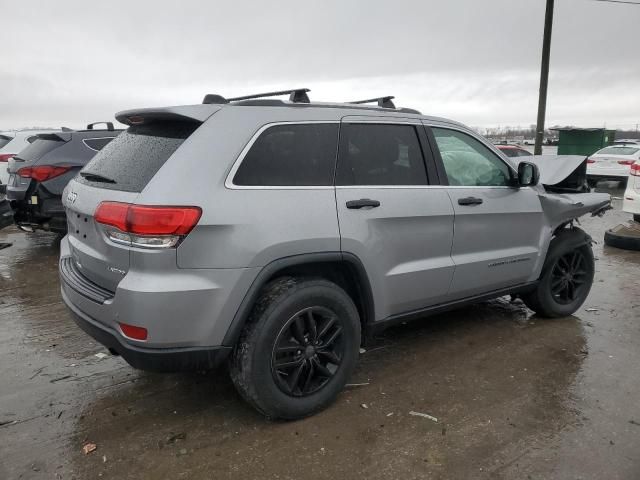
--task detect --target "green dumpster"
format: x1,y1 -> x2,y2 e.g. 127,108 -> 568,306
551,127 -> 615,156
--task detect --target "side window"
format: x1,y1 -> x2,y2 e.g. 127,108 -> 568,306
336,124 -> 428,186
432,128 -> 513,186
233,124 -> 338,186
84,137 -> 115,152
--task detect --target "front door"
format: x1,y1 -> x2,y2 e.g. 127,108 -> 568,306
427,125 -> 545,299
335,118 -> 455,320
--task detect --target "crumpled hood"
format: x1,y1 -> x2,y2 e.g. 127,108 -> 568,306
522,155 -> 587,186
514,155 -> 612,226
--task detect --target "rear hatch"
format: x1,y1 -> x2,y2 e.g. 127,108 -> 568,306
7,133 -> 71,196
64,117 -> 202,292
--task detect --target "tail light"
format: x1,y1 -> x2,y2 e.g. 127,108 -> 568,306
586,158 -> 595,164
17,165 -> 71,182
630,163 -> 640,177
617,159 -> 635,165
94,202 -> 201,248
0,153 -> 15,162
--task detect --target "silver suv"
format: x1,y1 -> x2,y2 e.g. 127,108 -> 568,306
59,89 -> 611,419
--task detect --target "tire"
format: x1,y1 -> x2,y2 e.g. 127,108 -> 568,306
604,227 -> 640,251
229,277 -> 361,420
587,178 -> 598,188
522,228 -> 595,318
633,214 -> 640,224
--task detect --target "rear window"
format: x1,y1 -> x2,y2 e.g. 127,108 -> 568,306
0,135 -> 12,149
78,121 -> 198,192
233,123 -> 339,186
15,138 -> 66,162
597,146 -> 639,155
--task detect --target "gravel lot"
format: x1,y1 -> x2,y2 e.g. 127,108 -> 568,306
1,185 -> 639,480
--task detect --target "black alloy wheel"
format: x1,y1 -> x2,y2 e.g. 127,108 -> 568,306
550,250 -> 589,305
271,306 -> 343,397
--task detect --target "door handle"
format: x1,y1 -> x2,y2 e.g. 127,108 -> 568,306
346,198 -> 381,209
457,196 -> 483,206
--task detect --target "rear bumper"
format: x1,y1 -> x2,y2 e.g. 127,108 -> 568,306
61,286 -> 231,371
8,183 -> 67,232
58,236 -> 259,366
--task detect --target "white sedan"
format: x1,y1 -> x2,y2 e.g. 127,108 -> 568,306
587,145 -> 640,186
623,161 -> 640,223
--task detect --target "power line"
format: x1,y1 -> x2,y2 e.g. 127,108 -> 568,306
593,0 -> 640,5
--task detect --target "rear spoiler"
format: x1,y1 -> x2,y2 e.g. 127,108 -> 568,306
115,104 -> 221,126
32,132 -> 72,142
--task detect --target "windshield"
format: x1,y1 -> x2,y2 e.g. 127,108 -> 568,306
597,146 -> 639,156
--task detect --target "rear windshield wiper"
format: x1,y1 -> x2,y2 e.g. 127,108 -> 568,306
80,171 -> 117,184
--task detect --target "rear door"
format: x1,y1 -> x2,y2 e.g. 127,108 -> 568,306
426,124 -> 544,299
336,118 -> 455,320
63,120 -> 199,292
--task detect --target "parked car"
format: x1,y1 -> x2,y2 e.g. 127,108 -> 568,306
496,145 -> 533,158
622,161 -> 640,223
613,139 -> 640,146
0,130 -> 61,190
59,89 -> 611,419
6,123 -> 120,233
586,144 -> 640,186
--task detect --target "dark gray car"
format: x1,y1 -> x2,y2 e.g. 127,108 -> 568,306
7,123 -> 121,233
58,89 -> 611,419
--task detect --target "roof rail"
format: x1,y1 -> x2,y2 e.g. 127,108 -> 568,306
86,122 -> 114,131
350,96 -> 396,109
202,88 -> 311,105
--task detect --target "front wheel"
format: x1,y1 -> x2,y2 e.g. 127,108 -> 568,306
522,229 -> 595,318
229,277 -> 361,420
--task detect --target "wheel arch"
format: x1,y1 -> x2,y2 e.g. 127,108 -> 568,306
222,252 -> 375,347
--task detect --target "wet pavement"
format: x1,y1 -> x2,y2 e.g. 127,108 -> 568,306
1,186 -> 639,479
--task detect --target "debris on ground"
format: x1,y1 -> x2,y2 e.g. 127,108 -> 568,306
82,443 -> 97,455
94,353 -> 108,360
409,411 -> 438,423
345,382 -> 370,387
102,455 -> 107,463
629,420 -> 640,426
585,308 -> 599,312
359,348 -> 366,354
386,413 -> 394,417
167,432 -> 187,444
360,403 -> 368,409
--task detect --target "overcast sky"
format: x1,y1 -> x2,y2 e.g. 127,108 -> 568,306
1,0 -> 639,131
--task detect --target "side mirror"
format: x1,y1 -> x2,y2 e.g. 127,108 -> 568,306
518,161 -> 540,187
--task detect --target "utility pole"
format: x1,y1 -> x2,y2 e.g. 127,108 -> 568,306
534,0 -> 554,155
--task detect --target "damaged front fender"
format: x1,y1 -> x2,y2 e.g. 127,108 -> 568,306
515,155 -> 612,228
538,192 -> 611,228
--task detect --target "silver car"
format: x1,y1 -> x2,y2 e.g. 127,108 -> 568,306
59,89 -> 611,419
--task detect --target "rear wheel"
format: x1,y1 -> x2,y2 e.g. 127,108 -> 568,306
522,229 -> 595,318
229,277 -> 360,420
633,214 -> 640,223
